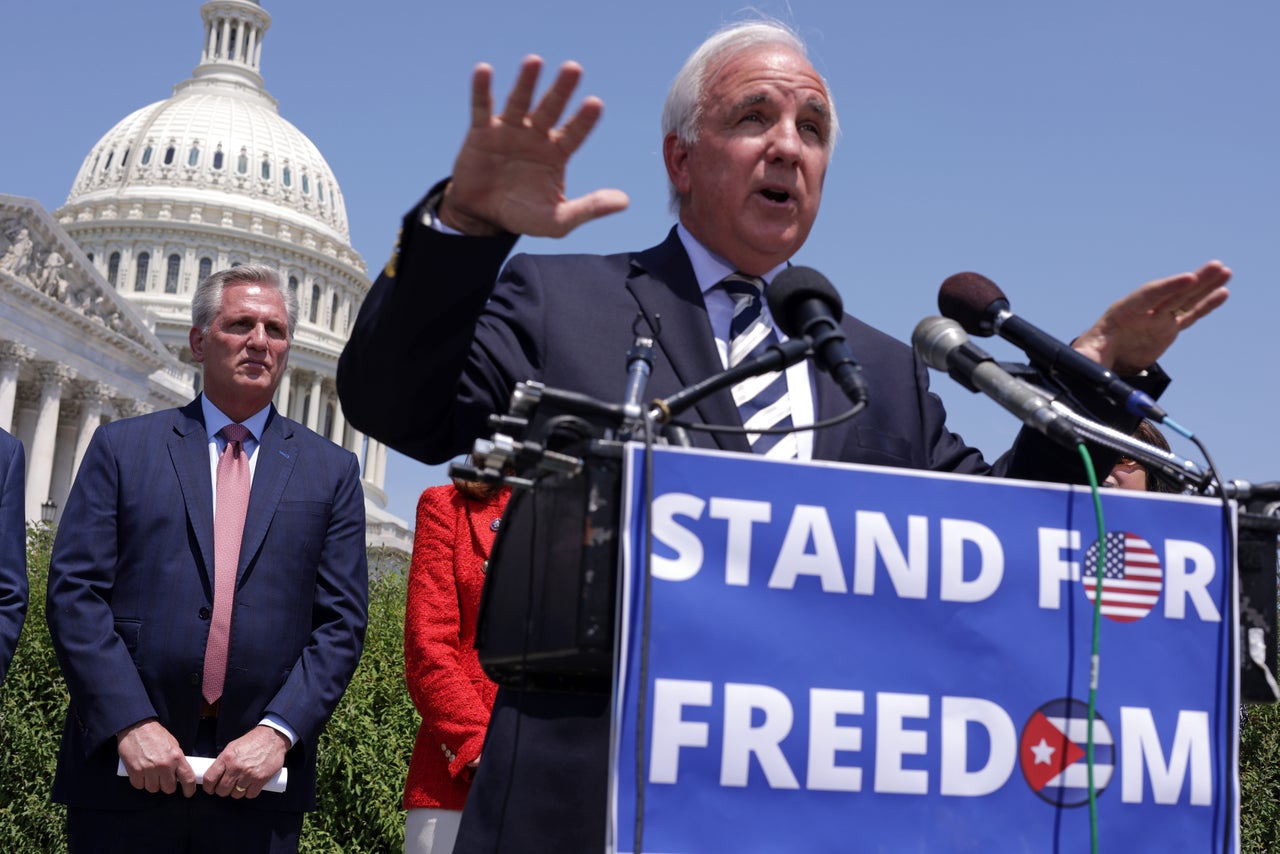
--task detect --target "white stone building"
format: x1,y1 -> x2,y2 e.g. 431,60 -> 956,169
0,0 -> 409,550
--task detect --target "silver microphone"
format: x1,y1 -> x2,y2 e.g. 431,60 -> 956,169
912,316 -> 1081,450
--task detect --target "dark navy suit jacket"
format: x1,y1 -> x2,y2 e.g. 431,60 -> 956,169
46,398 -> 368,814
0,428 -> 27,687
337,196 -> 1141,853
340,206 -> 1083,482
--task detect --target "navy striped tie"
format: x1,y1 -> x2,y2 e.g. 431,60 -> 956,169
721,273 -> 797,459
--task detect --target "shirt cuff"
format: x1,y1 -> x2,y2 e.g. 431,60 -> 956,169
420,185 -> 463,236
259,714 -> 298,748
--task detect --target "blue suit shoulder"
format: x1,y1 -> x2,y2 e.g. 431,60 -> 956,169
0,428 -> 20,456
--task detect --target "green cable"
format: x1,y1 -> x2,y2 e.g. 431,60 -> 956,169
1077,443 -> 1106,854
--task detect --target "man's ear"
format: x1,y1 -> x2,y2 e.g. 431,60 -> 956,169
189,326 -> 205,363
663,133 -> 692,196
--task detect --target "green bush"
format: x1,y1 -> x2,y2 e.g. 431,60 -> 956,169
0,524 -> 67,852
1241,703 -> 1280,852
303,550 -> 416,852
0,529 -> 416,852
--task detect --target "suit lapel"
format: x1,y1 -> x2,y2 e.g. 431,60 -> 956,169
627,229 -> 751,454
239,406 -> 297,579
169,399 -> 216,583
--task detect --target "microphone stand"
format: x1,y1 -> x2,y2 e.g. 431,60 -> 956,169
648,338 -> 812,425
1040,388 -> 1276,502
1044,398 -> 1208,490
455,333 -> 816,483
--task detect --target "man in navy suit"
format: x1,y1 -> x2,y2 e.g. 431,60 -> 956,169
48,265 -> 368,853
0,426 -> 26,687
337,19 -> 1229,853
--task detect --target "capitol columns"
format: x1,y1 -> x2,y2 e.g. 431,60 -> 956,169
26,362 -> 76,521
73,382 -> 116,480
346,426 -> 365,472
0,342 -> 35,433
373,439 -> 388,489
329,385 -> 346,447
275,365 -> 293,418
306,372 -> 322,432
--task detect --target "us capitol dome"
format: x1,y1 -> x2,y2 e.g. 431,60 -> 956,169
0,0 -> 408,549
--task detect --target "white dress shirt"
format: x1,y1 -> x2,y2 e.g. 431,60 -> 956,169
675,224 -> 817,461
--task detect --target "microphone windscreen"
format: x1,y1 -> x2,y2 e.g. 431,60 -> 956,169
938,272 -> 1005,336
766,266 -> 843,339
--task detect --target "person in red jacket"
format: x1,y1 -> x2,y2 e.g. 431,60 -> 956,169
403,475 -> 509,854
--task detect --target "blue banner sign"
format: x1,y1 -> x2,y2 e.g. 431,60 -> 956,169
610,446 -> 1237,853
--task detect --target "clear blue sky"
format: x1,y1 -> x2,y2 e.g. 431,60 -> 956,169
3,0 -> 1276,524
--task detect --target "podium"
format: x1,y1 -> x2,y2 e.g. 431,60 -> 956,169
473,441 -> 1246,851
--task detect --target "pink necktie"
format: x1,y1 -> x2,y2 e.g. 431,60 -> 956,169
203,423 -> 252,704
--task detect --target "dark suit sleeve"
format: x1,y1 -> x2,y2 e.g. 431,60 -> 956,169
260,449 -> 369,747
0,432 -> 27,686
338,189 -> 519,464
46,428 -> 160,750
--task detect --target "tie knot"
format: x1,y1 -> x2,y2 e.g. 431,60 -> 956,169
721,272 -> 766,301
220,424 -> 251,446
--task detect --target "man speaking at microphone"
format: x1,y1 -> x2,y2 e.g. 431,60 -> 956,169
338,17 -> 1228,853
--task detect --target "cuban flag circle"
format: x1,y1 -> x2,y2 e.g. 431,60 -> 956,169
1019,698 -> 1115,806
1081,530 -> 1163,623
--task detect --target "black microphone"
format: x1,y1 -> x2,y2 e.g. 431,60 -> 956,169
767,266 -> 869,405
912,316 -> 1081,450
938,272 -> 1167,422
1216,480 -> 1280,501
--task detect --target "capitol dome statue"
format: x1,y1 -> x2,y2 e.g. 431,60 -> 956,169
0,0 -> 408,549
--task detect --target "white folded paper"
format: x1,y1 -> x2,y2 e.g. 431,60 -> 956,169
116,756 -> 288,793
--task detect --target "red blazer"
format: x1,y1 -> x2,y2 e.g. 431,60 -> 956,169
403,483 -> 507,810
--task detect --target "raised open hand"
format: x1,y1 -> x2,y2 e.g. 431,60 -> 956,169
1072,261 -> 1230,374
439,56 -> 630,238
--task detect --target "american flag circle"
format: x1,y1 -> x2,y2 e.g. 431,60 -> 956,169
1081,531 -> 1163,622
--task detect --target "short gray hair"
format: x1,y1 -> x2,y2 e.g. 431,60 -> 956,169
662,19 -> 839,213
191,264 -> 298,337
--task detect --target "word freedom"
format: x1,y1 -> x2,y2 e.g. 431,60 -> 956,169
648,680 -> 1215,806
